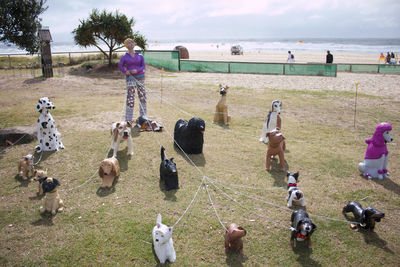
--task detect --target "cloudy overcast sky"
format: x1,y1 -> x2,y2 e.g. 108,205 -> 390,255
41,0 -> 400,42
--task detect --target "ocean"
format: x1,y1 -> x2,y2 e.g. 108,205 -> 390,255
1,38 -> 400,55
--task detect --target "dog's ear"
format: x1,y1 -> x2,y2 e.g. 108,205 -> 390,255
266,132 -> 271,137
168,227 -> 173,233
53,178 -> 60,187
126,121 -> 132,128
311,222 -> 317,232
157,223 -> 161,228
98,165 -> 104,178
286,171 -> 290,177
293,172 -> 299,180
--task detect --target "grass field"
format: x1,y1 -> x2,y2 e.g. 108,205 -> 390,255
0,65 -> 399,266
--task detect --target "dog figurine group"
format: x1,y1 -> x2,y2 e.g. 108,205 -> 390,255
213,84 -> 231,125
18,153 -> 34,180
35,97 -> 64,153
358,122 -> 393,179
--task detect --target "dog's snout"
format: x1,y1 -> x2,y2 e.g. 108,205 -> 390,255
155,239 -> 159,242
306,226 -> 310,231
123,131 -> 129,136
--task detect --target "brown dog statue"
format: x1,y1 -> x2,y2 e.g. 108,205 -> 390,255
33,169 -> 48,196
18,153 -> 34,180
40,177 -> 64,215
98,157 -> 120,188
224,223 -> 247,254
213,84 -> 231,125
265,127 -> 286,171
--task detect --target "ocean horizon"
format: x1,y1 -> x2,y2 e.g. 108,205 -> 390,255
1,37 -> 400,55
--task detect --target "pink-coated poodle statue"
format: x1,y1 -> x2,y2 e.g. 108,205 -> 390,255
358,122 -> 393,179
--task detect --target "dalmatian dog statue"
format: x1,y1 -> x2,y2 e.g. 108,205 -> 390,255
35,97 -> 64,153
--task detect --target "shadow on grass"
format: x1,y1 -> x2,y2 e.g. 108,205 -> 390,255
361,230 -> 394,254
174,145 -> 206,167
13,174 -> 31,188
268,159 -> 289,187
31,213 -> 54,227
96,177 -> 118,197
293,244 -> 321,267
108,147 -> 131,172
68,64 -> 122,80
159,180 -> 177,202
23,77 -> 47,84
33,151 -> 57,169
225,251 -> 247,267
371,177 -> 400,195
29,191 -> 44,201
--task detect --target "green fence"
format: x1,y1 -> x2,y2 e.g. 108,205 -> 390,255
142,50 -> 180,71
336,63 -> 400,74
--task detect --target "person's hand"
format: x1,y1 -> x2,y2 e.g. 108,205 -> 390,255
125,70 -> 131,76
131,69 -> 138,74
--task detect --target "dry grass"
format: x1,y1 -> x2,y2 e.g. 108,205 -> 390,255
0,65 -> 399,266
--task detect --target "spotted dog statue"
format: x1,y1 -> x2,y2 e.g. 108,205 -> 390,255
35,97 -> 64,153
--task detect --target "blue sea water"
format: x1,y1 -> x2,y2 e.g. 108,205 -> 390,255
1,38 -> 400,55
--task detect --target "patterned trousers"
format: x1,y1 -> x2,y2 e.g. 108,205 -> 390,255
125,74 -> 146,122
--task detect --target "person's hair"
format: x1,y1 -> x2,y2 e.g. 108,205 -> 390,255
124,38 -> 135,49
288,51 -> 291,53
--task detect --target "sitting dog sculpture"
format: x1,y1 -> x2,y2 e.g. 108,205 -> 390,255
160,146 -> 179,191
18,153 -> 34,180
342,201 -> 385,232
265,127 -> 286,171
111,121 -> 133,158
39,177 -> 64,215
152,213 -> 176,264
35,97 -> 64,153
260,100 -> 282,143
358,122 -> 393,179
286,172 -> 305,208
33,169 -> 47,196
213,84 -> 231,125
98,157 -> 120,188
290,209 -> 317,249
224,223 -> 247,254
174,117 -> 205,154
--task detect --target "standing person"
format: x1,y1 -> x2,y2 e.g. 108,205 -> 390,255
326,50 -> 333,64
118,38 -> 146,123
386,52 -> 391,64
287,51 -> 295,63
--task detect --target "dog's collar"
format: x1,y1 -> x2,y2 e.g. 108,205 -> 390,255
296,232 -> 308,240
288,183 -> 297,188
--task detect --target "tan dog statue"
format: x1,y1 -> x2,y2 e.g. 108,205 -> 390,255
224,223 -> 247,254
40,177 -> 64,215
98,157 -> 120,188
266,127 -> 286,171
18,153 -> 34,180
213,84 -> 231,125
33,169 -> 48,196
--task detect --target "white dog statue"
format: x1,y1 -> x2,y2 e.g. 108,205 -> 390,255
35,97 -> 64,153
359,122 -> 393,179
152,213 -> 176,264
260,100 -> 282,144
111,121 -> 133,158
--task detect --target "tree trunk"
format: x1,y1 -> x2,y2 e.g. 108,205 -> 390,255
108,47 -> 113,66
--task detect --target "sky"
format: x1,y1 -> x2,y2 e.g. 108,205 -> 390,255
41,0 -> 400,42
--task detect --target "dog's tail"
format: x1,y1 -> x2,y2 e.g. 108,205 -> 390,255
156,213 -> 162,224
161,146 -> 165,162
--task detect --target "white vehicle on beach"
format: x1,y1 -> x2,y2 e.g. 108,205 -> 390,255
231,45 -> 243,55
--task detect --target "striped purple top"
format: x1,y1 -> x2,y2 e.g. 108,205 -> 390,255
118,52 -> 145,75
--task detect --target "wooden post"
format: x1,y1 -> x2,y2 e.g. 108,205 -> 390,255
8,55 -> 11,68
354,82 -> 359,128
161,67 -> 164,104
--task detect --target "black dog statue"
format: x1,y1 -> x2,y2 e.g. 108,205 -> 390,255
174,117 -> 205,154
290,209 -> 317,249
342,201 -> 385,232
160,146 -> 179,191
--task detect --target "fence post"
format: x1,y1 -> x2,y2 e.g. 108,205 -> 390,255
69,53 -> 71,65
8,55 -> 11,68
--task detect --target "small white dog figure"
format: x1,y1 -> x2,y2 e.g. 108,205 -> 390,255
39,177 -> 64,215
111,121 -> 133,158
260,100 -> 282,143
286,172 -> 305,208
35,97 -> 64,153
152,214 -> 176,264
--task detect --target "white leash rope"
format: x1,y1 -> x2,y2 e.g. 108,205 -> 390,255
204,179 -> 228,231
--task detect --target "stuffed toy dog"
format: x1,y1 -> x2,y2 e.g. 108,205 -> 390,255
35,97 -> 64,153
286,171 -> 305,208
33,169 -> 47,196
136,116 -> 163,132
224,223 -> 247,254
290,209 -> 317,249
358,122 -> 393,179
213,84 -> 231,125
39,177 -> 64,215
174,117 -> 205,154
111,121 -> 133,158
265,127 -> 286,171
342,201 -> 385,232
260,100 -> 282,143
17,153 -> 34,180
152,213 -> 176,264
160,146 -> 179,191
98,157 -> 120,188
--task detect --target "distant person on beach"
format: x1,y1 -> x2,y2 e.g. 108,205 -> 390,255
287,51 -> 295,63
118,38 -> 147,122
326,50 -> 333,64
386,52 -> 391,64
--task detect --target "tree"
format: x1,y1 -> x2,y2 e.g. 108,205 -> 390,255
72,9 -> 147,66
0,0 -> 48,54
